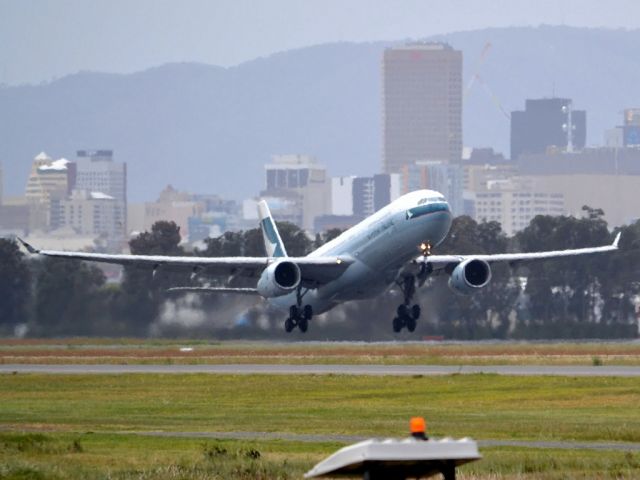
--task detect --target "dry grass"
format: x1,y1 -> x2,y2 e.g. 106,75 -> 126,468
1,340 -> 640,366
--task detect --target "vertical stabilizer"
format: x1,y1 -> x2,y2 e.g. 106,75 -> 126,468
257,200 -> 288,257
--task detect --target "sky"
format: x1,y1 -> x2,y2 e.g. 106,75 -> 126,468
1,0 -> 639,86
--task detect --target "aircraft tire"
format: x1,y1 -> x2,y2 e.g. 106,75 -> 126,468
303,305 -> 313,320
406,316 -> 417,333
411,304 -> 421,319
298,318 -> 308,333
392,317 -> 403,333
397,304 -> 409,318
285,318 -> 295,333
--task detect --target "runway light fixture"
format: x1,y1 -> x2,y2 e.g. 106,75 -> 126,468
410,416 -> 428,440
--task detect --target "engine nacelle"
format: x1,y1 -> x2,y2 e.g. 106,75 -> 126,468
448,258 -> 492,295
257,260 -> 301,298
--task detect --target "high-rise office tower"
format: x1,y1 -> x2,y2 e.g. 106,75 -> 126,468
383,43 -> 463,173
74,149 -> 127,247
352,174 -> 401,218
511,98 -> 586,160
623,108 -> 640,147
75,150 -> 126,203
24,152 -> 75,231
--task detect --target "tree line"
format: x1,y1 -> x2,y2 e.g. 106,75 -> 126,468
0,208 -> 638,340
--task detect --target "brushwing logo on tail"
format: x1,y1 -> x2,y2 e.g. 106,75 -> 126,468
257,200 -> 287,258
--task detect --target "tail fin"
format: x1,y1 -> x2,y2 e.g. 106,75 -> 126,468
257,200 -> 287,257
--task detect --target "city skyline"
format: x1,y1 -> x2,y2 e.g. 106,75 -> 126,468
2,26 -> 639,203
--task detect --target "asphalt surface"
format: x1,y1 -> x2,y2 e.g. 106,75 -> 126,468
2,363 -> 640,376
136,430 -> 640,452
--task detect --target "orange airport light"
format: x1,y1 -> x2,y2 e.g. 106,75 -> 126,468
410,417 -> 427,439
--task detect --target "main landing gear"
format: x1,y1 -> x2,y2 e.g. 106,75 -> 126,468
285,305 -> 313,333
284,287 -> 312,333
392,274 -> 421,333
392,245 -> 434,333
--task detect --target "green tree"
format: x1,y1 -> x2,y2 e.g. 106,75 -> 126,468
271,222 -> 312,256
598,220 -> 640,337
113,221 -> 187,335
314,228 -> 344,249
0,239 -> 31,333
420,216 -> 519,339
514,208 -> 615,338
200,222 -> 312,258
32,257 -> 110,336
201,231 -> 244,257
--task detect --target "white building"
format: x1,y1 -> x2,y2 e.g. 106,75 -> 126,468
51,190 -> 125,247
400,161 -> 464,215
330,176 -> 355,216
74,150 -> 127,245
75,150 -> 126,202
24,152 -> 75,232
471,178 -> 565,236
263,154 -> 330,230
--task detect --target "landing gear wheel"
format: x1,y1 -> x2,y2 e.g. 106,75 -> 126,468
298,317 -> 308,333
393,273 -> 424,333
303,305 -> 313,320
406,316 -> 417,332
286,303 -> 312,333
392,317 -> 403,333
284,318 -> 295,333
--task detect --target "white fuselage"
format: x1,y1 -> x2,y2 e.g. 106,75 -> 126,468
268,190 -> 453,314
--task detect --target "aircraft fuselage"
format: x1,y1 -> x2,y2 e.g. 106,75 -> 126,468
268,190 -> 452,314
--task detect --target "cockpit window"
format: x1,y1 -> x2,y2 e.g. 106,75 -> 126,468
418,196 -> 446,205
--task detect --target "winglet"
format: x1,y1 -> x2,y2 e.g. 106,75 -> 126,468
613,232 -> 621,248
16,237 -> 39,254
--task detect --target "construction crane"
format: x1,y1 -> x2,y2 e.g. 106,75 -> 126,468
464,41 -> 511,120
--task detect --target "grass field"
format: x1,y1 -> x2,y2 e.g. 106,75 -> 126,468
2,339 -> 640,366
1,372 -> 639,479
1,433 -> 639,480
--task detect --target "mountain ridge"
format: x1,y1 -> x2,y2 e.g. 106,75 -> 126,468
1,26 -> 639,202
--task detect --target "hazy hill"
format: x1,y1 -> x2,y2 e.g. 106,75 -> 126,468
1,26 -> 639,202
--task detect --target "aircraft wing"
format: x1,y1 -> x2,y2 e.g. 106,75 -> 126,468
17,238 -> 353,286
418,232 -> 621,271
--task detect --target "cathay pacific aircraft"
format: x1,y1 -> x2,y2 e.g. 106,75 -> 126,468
18,190 -> 620,333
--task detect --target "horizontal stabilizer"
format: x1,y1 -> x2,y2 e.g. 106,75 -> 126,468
167,286 -> 259,295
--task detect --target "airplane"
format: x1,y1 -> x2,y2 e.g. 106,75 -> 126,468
18,189 -> 621,334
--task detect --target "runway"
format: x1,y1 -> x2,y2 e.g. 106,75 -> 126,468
2,363 -> 640,376
136,430 -> 640,452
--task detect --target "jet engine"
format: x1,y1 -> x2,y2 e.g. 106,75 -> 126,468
257,260 -> 301,298
448,259 -> 492,295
